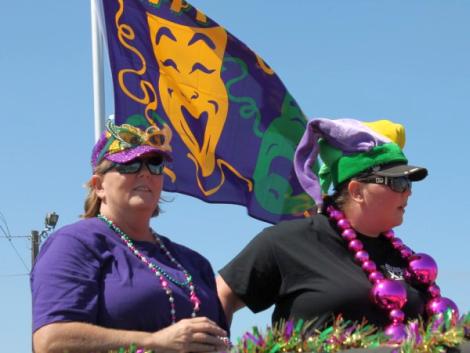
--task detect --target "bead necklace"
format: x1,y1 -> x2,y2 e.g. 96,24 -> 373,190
326,206 -> 459,343
98,214 -> 201,324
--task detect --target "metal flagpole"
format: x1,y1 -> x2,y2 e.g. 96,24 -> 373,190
90,0 -> 105,141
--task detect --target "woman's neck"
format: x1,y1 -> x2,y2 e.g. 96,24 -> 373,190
99,207 -> 154,242
343,206 -> 382,238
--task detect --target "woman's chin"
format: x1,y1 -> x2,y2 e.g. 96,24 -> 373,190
128,199 -> 157,213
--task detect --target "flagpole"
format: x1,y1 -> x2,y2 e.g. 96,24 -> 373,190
91,0 -> 105,141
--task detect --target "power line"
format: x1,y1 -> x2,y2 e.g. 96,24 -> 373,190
2,239 -> 29,271
0,212 -> 12,237
0,236 -> 30,239
0,273 -> 29,278
0,211 -> 60,270
0,212 -> 31,272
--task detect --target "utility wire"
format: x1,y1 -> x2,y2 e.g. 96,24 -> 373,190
0,212 -> 30,272
0,212 -> 11,236
0,236 -> 30,238
0,273 -> 29,277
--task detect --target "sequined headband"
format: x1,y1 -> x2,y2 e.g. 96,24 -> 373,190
93,120 -> 173,168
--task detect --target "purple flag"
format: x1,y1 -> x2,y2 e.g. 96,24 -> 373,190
102,0 -> 315,223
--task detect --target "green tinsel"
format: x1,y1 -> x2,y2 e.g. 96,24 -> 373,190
233,312 -> 470,353
109,312 -> 470,353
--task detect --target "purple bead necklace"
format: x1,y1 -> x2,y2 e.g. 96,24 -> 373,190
326,206 -> 459,343
98,214 -> 201,324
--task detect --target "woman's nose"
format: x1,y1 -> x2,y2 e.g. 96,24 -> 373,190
137,162 -> 152,176
404,186 -> 412,197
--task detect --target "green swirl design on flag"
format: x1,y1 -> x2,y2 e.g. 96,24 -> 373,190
224,56 -> 264,138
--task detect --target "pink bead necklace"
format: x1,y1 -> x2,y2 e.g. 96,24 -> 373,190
326,206 -> 459,343
98,214 -> 201,324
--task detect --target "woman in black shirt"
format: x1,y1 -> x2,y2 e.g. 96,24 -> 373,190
217,118 -> 459,343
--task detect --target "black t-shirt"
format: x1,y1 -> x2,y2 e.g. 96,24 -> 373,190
219,214 -> 428,328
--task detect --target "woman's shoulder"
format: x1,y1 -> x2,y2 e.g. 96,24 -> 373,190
45,218 -> 108,241
38,218 -> 116,257
32,218 -> 115,275
259,214 -> 335,243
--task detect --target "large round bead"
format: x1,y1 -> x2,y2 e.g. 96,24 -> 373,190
342,229 -> 357,242
427,284 -> 441,298
337,218 -> 351,230
354,250 -> 369,263
368,271 -> 384,284
389,309 -> 405,323
383,229 -> 395,239
426,297 -> 459,324
330,209 -> 345,221
391,237 -> 404,250
348,239 -> 364,252
399,246 -> 413,259
362,260 -> 377,273
384,323 -> 407,344
407,253 -> 438,285
370,279 -> 407,310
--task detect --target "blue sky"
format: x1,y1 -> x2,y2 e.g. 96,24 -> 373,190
1,1 -> 469,352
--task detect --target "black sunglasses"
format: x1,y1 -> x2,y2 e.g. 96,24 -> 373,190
103,157 -> 166,176
356,175 -> 412,193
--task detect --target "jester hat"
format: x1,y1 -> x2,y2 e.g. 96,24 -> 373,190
294,118 -> 428,206
91,120 -> 173,170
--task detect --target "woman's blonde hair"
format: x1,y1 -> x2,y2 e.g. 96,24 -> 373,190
82,159 -> 160,218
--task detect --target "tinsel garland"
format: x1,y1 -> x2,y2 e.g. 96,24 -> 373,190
234,311 -> 470,353
109,345 -> 152,353
110,311 -> 470,353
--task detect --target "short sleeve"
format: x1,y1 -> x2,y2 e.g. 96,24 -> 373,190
219,228 -> 281,313
31,231 -> 102,332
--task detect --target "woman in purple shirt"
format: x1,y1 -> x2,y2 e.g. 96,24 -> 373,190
32,121 -> 228,353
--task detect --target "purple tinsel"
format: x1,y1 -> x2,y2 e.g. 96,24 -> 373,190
284,321 -> 294,340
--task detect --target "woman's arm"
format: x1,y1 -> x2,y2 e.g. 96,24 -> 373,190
34,322 -> 150,353
34,317 -> 228,353
216,276 -> 246,326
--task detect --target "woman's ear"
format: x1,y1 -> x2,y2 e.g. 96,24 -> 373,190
91,175 -> 105,199
348,180 -> 364,203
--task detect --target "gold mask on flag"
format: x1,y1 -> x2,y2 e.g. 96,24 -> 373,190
147,14 -> 228,178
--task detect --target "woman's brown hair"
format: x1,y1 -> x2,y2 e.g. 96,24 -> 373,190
321,181 -> 350,214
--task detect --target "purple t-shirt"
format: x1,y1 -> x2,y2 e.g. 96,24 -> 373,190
31,218 -> 227,333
